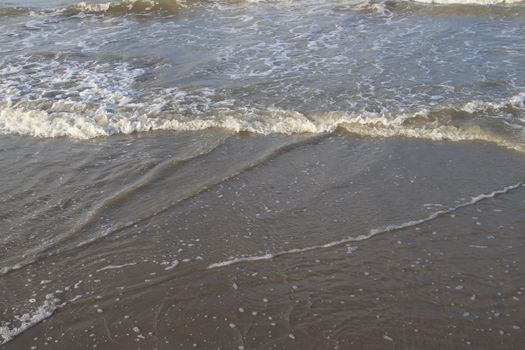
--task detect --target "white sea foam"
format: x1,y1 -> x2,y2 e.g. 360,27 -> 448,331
0,264 -> 22,275
412,0 -> 523,4
0,290 -> 88,345
74,2 -> 112,12
0,0 -> 172,17
0,54 -> 523,152
208,182 -> 523,269
355,0 -> 393,15
509,93 -> 525,109
65,0 -> 191,15
74,0 -> 159,12
0,295 -> 59,345
164,260 -> 180,270
462,93 -> 525,113
1,100 -> 524,152
96,262 -> 137,272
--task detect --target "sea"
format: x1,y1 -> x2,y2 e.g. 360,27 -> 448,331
1,0 -> 524,348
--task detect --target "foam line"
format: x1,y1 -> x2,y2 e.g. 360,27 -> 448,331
0,288 -> 88,346
1,96 -> 524,152
208,181 -> 524,269
96,262 -> 137,272
0,297 -> 58,345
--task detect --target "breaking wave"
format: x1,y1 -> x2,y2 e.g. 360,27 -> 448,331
1,96 -> 524,152
411,0 -> 524,4
66,0 -> 191,15
1,0 -> 524,18
354,0 -> 525,17
0,0 -> 195,17
0,53 -> 524,151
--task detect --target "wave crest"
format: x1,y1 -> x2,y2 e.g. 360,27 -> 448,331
2,0 -> 525,18
0,54 -> 523,151
412,0 -> 524,4
1,99 -> 524,152
0,0 -> 193,17
68,0 -> 187,15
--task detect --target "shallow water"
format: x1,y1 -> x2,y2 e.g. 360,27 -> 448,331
0,0 -> 525,348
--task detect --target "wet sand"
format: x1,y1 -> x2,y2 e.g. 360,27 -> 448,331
1,131 -> 524,349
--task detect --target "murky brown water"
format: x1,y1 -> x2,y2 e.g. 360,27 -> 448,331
1,0 -> 525,348
1,131 -> 525,349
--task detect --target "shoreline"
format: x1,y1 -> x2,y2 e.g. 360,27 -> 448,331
1,131 -> 525,348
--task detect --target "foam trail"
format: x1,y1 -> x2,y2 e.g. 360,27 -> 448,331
96,262 -> 137,272
0,289 -> 87,345
0,295 -> 59,345
164,260 -> 179,270
208,182 -> 524,269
